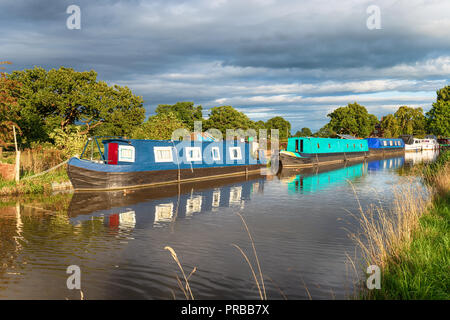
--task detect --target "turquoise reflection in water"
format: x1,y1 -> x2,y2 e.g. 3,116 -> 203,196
287,162 -> 368,195
287,157 -> 405,195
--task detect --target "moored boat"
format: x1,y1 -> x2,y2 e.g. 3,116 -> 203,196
365,138 -> 405,156
67,137 -> 266,191
402,137 -> 439,152
279,137 -> 369,168
437,138 -> 450,149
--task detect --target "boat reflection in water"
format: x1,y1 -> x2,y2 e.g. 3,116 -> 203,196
280,161 -> 368,195
367,156 -> 404,172
68,175 -> 265,229
280,156 -> 406,195
404,150 -> 439,165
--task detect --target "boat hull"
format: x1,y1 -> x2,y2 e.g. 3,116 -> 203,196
368,148 -> 404,156
279,151 -> 368,168
68,163 -> 264,191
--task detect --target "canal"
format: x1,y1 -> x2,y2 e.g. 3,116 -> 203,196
0,151 -> 439,299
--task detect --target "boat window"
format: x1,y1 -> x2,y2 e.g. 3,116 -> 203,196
317,143 -> 320,149
229,147 -> 242,160
186,147 -> 202,161
118,145 -> 135,162
154,147 -> 173,162
211,147 -> 220,161
389,141 -> 393,146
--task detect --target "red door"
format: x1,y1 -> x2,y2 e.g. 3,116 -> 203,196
108,143 -> 118,165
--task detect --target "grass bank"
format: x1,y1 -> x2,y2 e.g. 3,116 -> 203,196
0,167 -> 69,196
0,147 -> 71,196
357,150 -> 449,299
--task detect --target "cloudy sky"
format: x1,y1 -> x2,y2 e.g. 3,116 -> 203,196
1,0 -> 449,132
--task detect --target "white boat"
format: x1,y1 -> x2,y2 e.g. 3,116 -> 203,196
404,138 -> 439,152
420,138 -> 439,150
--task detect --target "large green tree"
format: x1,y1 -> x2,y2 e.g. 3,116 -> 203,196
313,124 -> 337,138
8,66 -> 145,144
327,102 -> 378,137
380,114 -> 400,138
294,127 -> 312,137
131,112 -> 187,140
0,61 -> 21,147
265,116 -> 291,140
426,86 -> 450,137
204,105 -> 254,138
394,106 -> 426,137
155,102 -> 203,131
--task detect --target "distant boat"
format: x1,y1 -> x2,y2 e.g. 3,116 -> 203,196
67,137 -> 266,191
437,138 -> 450,149
279,137 -> 369,168
402,137 -> 439,152
365,138 -> 405,156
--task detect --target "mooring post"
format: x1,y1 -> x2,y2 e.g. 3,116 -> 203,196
13,125 -> 20,182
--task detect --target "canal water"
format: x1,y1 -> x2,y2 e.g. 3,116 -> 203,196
0,151 -> 439,300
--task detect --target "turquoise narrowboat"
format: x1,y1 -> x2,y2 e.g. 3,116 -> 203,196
279,137 -> 369,168
67,137 -> 266,191
365,138 -> 405,156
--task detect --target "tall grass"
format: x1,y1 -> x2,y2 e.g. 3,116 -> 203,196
351,180 -> 430,270
354,150 -> 450,299
164,246 -> 197,300
232,212 -> 267,300
20,146 -> 65,176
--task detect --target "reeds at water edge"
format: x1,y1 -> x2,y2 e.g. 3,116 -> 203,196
164,246 -> 197,300
349,178 -> 431,271
349,152 -> 450,299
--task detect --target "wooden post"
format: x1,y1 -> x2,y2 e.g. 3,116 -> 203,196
13,126 -> 20,182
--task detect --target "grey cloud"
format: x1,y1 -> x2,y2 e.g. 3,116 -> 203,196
0,0 -> 448,132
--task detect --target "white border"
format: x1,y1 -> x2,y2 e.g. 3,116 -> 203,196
185,147 -> 202,162
229,147 -> 242,160
154,146 -> 174,162
118,145 -> 135,162
211,147 -> 220,161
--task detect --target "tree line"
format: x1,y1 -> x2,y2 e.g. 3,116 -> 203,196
1,65 -> 449,152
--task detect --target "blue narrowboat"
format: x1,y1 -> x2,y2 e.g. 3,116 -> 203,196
67,137 -> 266,191
279,137 -> 369,168
365,138 -> 405,156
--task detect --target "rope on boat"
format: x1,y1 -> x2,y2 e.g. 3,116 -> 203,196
21,158 -> 72,181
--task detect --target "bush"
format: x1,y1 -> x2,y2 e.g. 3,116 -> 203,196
49,126 -> 87,158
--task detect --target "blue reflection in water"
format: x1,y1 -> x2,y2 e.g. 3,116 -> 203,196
367,157 -> 404,172
69,177 -> 265,229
